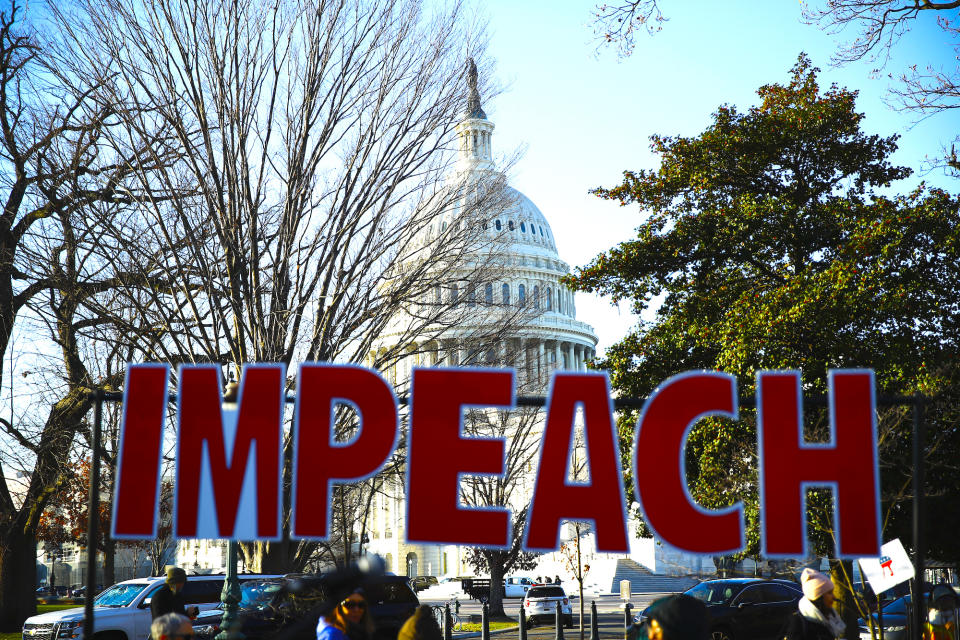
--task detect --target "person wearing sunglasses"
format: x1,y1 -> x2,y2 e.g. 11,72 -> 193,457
317,589 -> 374,640
150,613 -> 195,640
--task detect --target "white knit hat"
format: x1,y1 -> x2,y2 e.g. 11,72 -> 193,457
800,567 -> 833,601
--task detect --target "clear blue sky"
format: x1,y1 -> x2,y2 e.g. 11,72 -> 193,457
476,0 -> 959,354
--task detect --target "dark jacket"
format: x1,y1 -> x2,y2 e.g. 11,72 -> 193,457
150,584 -> 187,619
782,612 -> 835,640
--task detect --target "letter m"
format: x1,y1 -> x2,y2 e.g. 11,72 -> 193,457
174,364 -> 285,540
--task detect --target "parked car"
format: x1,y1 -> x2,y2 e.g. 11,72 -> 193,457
522,584 -> 573,628
192,574 -> 419,640
505,577 -> 533,598
636,578 -> 802,640
409,576 -> 438,592
858,587 -> 947,640
22,574 -> 280,640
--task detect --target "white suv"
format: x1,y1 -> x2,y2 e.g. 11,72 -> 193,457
522,584 -> 573,628
22,574 -> 280,640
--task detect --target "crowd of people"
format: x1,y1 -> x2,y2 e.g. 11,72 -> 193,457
148,564 -> 958,640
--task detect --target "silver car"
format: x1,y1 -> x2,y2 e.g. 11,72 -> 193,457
523,584 -> 573,628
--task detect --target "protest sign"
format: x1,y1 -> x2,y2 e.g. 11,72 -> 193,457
111,364 -> 881,558
859,539 -> 915,594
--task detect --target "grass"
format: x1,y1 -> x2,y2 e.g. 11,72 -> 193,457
457,621 -> 518,633
38,605 -> 82,613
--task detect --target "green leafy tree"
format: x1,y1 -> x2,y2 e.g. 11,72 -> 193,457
565,54 -> 960,634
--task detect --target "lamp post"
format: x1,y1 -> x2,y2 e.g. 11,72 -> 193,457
216,382 -> 243,640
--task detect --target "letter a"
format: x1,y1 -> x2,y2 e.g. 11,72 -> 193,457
525,373 -> 629,553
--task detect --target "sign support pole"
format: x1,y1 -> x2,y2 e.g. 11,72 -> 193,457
82,390 -> 103,640
910,396 -> 926,640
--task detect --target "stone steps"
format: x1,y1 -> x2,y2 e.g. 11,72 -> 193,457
610,559 -> 699,594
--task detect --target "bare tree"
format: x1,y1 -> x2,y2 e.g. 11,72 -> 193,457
592,1 -> 664,56
558,523 -> 590,640
801,0 -> 960,168
0,0 -> 187,627
50,0 -> 527,573
593,1 -> 960,168
460,370 -> 547,619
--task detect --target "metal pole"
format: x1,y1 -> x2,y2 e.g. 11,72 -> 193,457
519,607 -> 527,640
82,391 -> 103,640
910,396 -> 926,640
555,601 -> 564,640
482,602 -> 490,640
624,603 -> 632,639
216,384 -> 244,640
589,601 -> 599,640
444,603 -> 452,640
216,542 -> 244,640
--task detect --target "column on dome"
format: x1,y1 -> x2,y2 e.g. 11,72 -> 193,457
575,345 -> 584,371
567,343 -> 575,372
537,340 -> 546,384
554,341 -> 563,372
517,337 -> 528,384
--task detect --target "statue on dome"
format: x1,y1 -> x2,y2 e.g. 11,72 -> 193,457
466,57 -> 485,119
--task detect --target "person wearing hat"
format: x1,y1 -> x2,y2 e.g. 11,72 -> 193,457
316,588 -> 374,640
627,594 -> 709,640
150,567 -> 200,621
924,584 -> 959,640
397,606 -> 442,640
783,568 -> 847,640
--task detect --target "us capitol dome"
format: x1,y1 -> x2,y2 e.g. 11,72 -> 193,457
369,60 -> 598,394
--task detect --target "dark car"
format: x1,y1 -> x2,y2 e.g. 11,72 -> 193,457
192,574 -> 419,640
409,576 -> 438,593
637,579 -> 802,640
858,586 -> 946,640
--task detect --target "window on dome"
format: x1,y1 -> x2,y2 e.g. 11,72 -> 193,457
508,220 -> 514,231
467,285 -> 476,307
530,225 -> 535,234
442,221 -> 447,231
435,285 -> 442,304
557,289 -> 562,313
546,288 -> 552,310
518,284 -> 526,305
539,226 -> 543,236
520,222 -> 526,232
533,286 -> 539,309
502,284 -> 510,305
450,284 -> 458,304
485,283 -> 493,305
485,349 -> 495,364
495,220 -> 502,231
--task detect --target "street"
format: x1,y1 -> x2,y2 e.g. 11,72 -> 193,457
419,594 -> 672,639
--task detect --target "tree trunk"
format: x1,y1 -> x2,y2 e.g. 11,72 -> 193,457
488,556 -> 506,618
829,559 -> 859,640
103,537 -> 115,585
0,526 -> 38,631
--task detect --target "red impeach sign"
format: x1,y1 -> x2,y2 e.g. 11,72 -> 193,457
111,364 -> 881,558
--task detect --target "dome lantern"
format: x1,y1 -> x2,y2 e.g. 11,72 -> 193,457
457,58 -> 495,172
